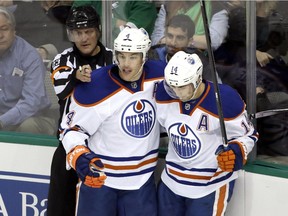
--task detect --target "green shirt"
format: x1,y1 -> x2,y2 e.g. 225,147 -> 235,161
178,0 -> 212,35
73,0 -> 157,39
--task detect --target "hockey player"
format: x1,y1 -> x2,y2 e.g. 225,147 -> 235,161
47,6 -> 113,216
154,51 -> 259,216
59,27 -> 165,216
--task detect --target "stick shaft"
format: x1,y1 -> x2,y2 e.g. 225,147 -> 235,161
199,0 -> 228,146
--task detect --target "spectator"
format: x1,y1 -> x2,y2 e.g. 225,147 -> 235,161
11,0 -> 71,52
151,0 -> 212,47
148,14 -> 220,83
0,6 -> 53,134
214,0 -> 280,68
213,0 -> 287,108
73,0 -> 157,40
192,1 -> 233,51
209,1 -> 288,156
154,50 -> 258,216
47,5 -> 113,216
40,0 -> 73,24
58,27 -> 165,216
149,14 -> 195,62
254,1 -> 288,156
0,1 -> 70,71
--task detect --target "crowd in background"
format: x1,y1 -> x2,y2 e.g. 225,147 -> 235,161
0,1 -> 286,215
0,0 -> 287,161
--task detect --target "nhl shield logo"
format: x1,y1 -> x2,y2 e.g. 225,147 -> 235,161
121,99 -> 156,138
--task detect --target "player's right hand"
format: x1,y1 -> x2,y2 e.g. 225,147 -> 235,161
67,145 -> 106,188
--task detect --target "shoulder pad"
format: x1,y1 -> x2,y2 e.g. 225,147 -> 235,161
201,82 -> 245,119
74,65 -> 121,105
144,60 -> 165,80
155,81 -> 175,102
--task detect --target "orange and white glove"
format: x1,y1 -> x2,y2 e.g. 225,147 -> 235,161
67,145 -> 106,188
215,143 -> 246,172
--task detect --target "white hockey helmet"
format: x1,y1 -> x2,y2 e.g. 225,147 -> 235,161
165,51 -> 203,88
114,27 -> 151,62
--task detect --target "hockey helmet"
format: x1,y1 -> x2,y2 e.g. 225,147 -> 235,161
165,51 -> 203,88
66,5 -> 101,31
114,27 -> 151,62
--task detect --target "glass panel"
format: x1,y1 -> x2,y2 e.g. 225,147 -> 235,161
150,0 -> 288,166
0,1 -> 72,137
1,0 -> 287,166
255,1 -> 288,165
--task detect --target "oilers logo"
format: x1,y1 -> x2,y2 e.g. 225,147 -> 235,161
187,56 -> 195,64
121,99 -> 156,138
169,123 -> 201,159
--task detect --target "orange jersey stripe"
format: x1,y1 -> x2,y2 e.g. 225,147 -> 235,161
168,168 -> 212,180
216,184 -> 227,216
104,157 -> 157,170
168,167 -> 224,180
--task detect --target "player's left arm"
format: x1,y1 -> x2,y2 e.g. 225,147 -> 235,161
216,110 -> 259,172
216,85 -> 259,172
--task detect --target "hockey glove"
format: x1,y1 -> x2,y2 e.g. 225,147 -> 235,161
215,143 -> 245,172
67,145 -> 106,188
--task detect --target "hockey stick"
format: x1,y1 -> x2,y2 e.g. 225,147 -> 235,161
255,108 -> 288,119
199,0 -> 228,148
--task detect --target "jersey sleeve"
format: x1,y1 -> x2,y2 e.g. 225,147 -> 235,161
59,94 -> 104,154
59,66 -> 117,154
51,49 -> 80,100
225,109 -> 258,162
201,82 -> 258,158
219,84 -> 258,160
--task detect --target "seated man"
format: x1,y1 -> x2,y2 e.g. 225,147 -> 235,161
0,6 -> 53,135
148,14 -> 195,63
148,14 -> 219,83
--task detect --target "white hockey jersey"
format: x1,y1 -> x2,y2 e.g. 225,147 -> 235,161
60,60 -> 165,190
155,80 -> 258,199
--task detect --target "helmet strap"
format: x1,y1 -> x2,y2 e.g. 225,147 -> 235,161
189,79 -> 203,100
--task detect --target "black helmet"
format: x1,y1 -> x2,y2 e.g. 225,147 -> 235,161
66,5 -> 101,30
